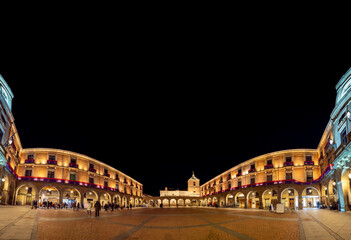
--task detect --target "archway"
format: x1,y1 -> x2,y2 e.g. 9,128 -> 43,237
100,192 -> 111,206
113,194 -> 121,204
219,197 -> 225,207
130,197 -> 134,207
62,188 -> 81,207
226,194 -> 234,207
247,191 -> 260,209
202,198 -> 207,206
15,183 -> 38,206
235,192 -> 245,208
281,188 -> 298,208
207,198 -> 212,207
170,199 -> 176,207
39,186 -> 60,205
212,197 -> 217,207
83,190 -> 98,207
327,179 -> 338,205
122,196 -> 128,207
162,199 -> 169,207
262,189 -> 278,209
302,186 -> 320,208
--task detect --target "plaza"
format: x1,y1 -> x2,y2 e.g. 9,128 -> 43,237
1,205 -> 351,240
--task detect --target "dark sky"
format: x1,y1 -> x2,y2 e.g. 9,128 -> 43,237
0,18 -> 350,196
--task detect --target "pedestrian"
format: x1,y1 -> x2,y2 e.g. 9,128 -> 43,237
77,202 -> 80,210
94,201 -> 101,217
87,202 -> 92,215
130,203 -> 133,210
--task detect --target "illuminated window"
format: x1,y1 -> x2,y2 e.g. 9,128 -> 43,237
267,174 -> 272,182
70,173 -> 76,181
286,172 -> 292,180
89,177 -> 94,184
27,154 -> 34,160
285,156 -> 292,162
47,170 -> 55,178
25,169 -> 32,177
48,155 -> 56,161
250,177 -> 255,184
70,158 -> 77,164
306,171 -> 313,182
267,159 -> 272,165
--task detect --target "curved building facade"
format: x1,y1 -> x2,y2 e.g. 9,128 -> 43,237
0,75 -> 143,207
200,67 -> 351,211
15,148 -> 143,207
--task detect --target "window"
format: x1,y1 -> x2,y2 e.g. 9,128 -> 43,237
27,187 -> 32,194
306,188 -> 313,195
285,156 -> 292,162
250,177 -> 255,184
267,159 -> 273,165
47,170 -> 55,178
115,174 -> 119,180
104,181 -> 108,187
70,158 -> 77,164
238,181 -> 241,187
251,164 -> 255,169
193,182 -> 196,186
306,171 -> 313,182
286,172 -> 292,180
341,129 -> 347,144
25,169 -> 32,177
89,163 -> 94,169
104,168 -> 108,174
305,156 -> 312,161
89,177 -> 94,184
267,175 -> 272,182
70,173 -> 76,181
27,154 -> 34,160
48,155 -> 56,161
238,169 -> 242,174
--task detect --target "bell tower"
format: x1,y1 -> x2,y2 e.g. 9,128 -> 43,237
187,171 -> 200,196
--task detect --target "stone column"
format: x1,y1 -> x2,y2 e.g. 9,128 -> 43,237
259,196 -> 263,209
298,196 -> 303,210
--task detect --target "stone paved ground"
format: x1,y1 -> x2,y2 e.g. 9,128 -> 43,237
36,207 -> 298,240
3,206 -> 351,240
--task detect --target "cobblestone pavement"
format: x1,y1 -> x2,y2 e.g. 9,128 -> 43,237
36,207 -> 298,240
5,206 -> 351,240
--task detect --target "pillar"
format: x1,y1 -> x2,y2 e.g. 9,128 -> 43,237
259,196 -> 263,209
298,195 -> 303,210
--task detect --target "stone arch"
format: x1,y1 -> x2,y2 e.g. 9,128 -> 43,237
83,190 -> 98,206
185,199 -> 191,206
15,182 -> 38,206
247,191 -> 260,209
235,192 -> 245,208
202,198 -> 208,206
170,198 -> 177,206
262,189 -> 278,209
219,197 -> 226,207
113,194 -> 121,204
177,198 -> 184,206
327,179 -> 338,204
162,198 -> 169,206
225,193 -> 234,207
62,188 -> 81,206
129,197 -> 134,206
122,196 -> 128,207
207,198 -> 212,206
301,186 -> 320,208
39,186 -> 60,204
281,187 -> 299,208
100,192 -> 111,205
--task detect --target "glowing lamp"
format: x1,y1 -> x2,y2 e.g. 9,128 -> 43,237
329,139 -> 334,145
347,111 -> 351,118
333,182 -> 336,186
1,178 -> 5,182
349,173 -> 351,179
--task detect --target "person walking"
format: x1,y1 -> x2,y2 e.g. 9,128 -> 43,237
94,201 -> 101,217
87,202 -> 92,215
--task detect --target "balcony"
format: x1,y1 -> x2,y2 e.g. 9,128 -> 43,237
69,162 -> 78,168
264,164 -> 274,169
248,168 -> 256,173
304,161 -> 314,166
104,173 -> 110,177
283,161 -> 294,167
47,159 -> 57,165
236,173 -> 242,177
25,159 -> 35,164
88,168 -> 96,173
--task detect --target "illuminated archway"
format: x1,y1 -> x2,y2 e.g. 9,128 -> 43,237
39,186 -> 60,204
281,188 -> 298,208
262,189 -> 278,209
15,183 -> 38,206
235,192 -> 245,208
302,186 -> 320,208
247,191 -> 260,209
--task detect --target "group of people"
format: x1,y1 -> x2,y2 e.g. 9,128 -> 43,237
89,201 -> 134,217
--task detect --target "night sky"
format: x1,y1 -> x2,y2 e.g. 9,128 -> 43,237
0,21 -> 350,196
